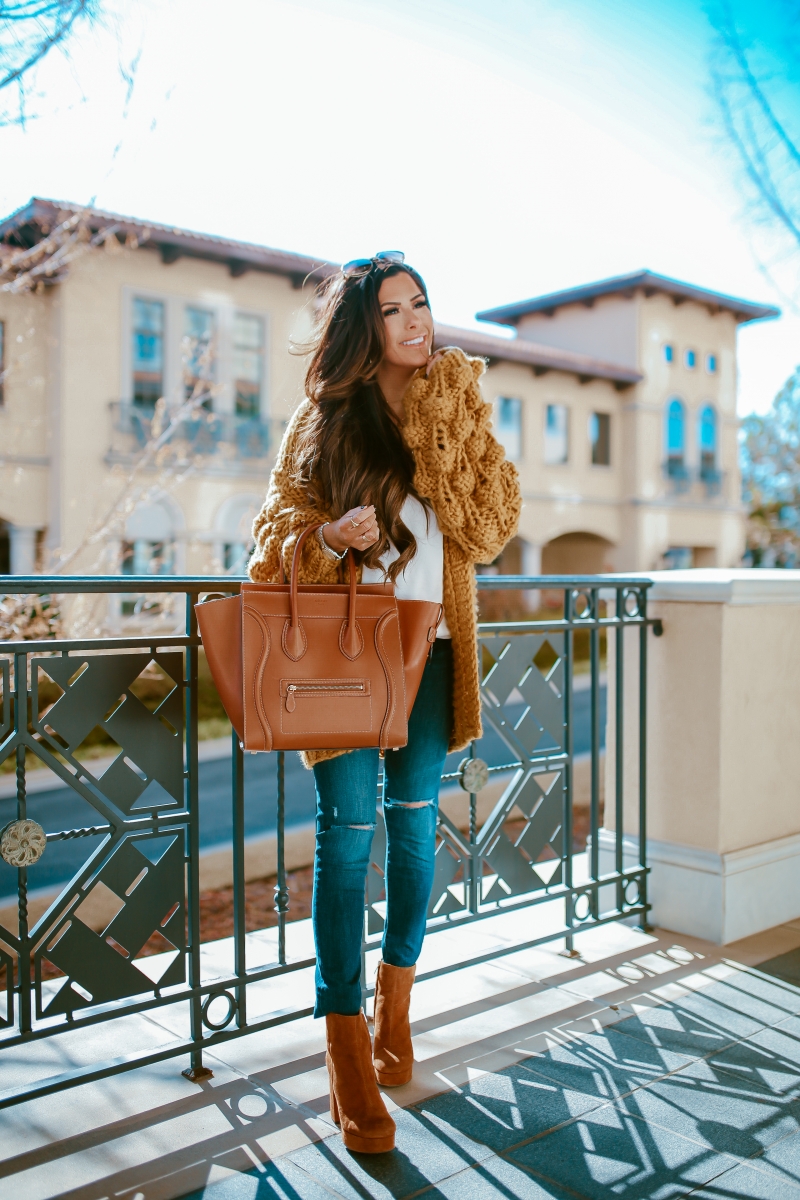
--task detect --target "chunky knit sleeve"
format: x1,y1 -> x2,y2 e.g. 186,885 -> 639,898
402,348 -> 521,564
248,400 -> 339,584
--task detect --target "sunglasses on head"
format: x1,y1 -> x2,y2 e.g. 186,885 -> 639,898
341,250 -> 405,278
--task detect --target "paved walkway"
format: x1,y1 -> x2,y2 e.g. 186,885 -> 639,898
2,910 -> 800,1199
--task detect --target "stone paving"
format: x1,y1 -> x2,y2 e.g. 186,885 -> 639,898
180,943 -> 800,1199
2,912 -> 800,1199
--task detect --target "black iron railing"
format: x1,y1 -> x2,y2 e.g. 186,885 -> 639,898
0,574 -> 658,1108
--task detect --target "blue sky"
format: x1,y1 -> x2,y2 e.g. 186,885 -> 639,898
2,0 -> 797,412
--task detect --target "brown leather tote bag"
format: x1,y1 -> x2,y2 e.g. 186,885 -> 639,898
195,524 -> 442,752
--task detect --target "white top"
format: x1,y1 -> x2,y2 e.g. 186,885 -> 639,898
361,496 -> 451,638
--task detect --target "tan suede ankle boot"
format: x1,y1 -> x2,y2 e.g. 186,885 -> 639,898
326,1011 -> 396,1154
372,961 -> 415,1086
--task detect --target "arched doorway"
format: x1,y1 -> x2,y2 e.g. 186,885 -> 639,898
541,532 -> 615,576
477,536 -> 540,621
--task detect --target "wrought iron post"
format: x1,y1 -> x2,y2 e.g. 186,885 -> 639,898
232,727 -> 247,1028
589,592 -> 600,894
562,590 -> 577,956
182,592 -> 212,1082
274,750 -> 288,966
638,588 -> 650,930
615,589 -> 625,914
468,740 -> 479,914
15,655 -> 31,1034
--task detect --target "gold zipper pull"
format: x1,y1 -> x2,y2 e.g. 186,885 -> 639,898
286,685 -> 296,713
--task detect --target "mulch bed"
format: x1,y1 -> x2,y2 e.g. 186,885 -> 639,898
195,866 -> 314,944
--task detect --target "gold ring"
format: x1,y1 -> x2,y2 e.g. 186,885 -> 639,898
350,517 -> 359,528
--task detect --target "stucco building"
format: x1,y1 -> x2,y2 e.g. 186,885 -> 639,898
0,199 -> 779,584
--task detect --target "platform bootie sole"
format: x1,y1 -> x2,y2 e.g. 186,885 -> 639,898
326,1012 -> 396,1154
372,961 -> 415,1087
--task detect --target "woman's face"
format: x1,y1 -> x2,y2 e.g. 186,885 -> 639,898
377,270 -> 433,371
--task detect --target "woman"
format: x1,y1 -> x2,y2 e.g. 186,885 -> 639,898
249,252 -> 521,1153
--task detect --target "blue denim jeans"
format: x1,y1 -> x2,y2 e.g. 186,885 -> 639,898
311,638 -> 453,1017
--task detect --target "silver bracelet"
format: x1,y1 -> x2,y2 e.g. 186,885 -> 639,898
317,522 -> 345,561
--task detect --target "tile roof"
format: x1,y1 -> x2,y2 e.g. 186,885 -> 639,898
433,322 -> 642,386
476,269 -> 780,326
0,197 -> 338,285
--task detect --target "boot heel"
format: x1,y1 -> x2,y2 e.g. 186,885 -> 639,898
326,1052 -> 340,1125
326,1012 -> 395,1154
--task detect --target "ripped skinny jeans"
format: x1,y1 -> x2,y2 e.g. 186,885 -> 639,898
311,637 -> 453,1017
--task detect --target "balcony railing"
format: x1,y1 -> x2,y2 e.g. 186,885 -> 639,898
0,573 -> 658,1108
663,458 -> 691,494
663,460 -> 725,499
106,402 -> 287,474
699,464 -> 723,497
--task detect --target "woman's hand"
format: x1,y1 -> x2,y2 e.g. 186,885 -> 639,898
323,505 -> 380,555
426,349 -> 446,377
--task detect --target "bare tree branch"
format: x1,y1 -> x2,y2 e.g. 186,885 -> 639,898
0,0 -> 99,125
741,365 -> 800,565
708,0 -> 800,274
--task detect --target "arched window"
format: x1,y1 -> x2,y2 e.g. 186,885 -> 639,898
666,399 -> 686,477
122,501 -> 176,576
699,405 -> 718,481
214,494 -> 259,575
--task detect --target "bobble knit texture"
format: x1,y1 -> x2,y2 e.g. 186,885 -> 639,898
248,347 -> 522,768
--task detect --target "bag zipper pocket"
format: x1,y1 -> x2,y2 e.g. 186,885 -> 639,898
280,678 -> 371,714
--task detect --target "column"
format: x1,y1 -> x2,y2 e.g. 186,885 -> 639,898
521,540 -> 541,611
9,526 -> 38,575
601,569 -> 800,943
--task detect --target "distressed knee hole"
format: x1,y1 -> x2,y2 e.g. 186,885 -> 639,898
346,824 -> 374,830
385,799 -> 434,809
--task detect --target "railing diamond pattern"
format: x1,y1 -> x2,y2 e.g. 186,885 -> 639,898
38,832 -> 186,1017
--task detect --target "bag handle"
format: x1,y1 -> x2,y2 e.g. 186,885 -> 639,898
283,524 -> 360,658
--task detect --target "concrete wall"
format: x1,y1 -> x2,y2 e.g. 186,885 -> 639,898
0,285 -> 52,531
516,294 -> 638,367
482,358 -> 624,570
602,569 -> 800,944
627,294 -> 743,570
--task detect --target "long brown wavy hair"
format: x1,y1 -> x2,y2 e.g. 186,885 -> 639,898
294,262 -> 431,582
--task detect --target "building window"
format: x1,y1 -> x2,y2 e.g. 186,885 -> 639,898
666,398 -> 687,479
699,404 -> 719,487
132,298 -> 164,408
122,499 -> 177,578
590,412 -> 611,466
495,396 -> 522,461
684,348 -> 696,369
544,403 -> 569,465
663,547 -> 693,570
184,306 -> 215,404
664,343 -> 674,364
223,542 -> 251,573
234,313 -> 264,417
706,353 -> 717,374
121,540 -> 174,576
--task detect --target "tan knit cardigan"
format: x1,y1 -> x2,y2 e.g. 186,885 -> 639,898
248,347 -> 522,767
